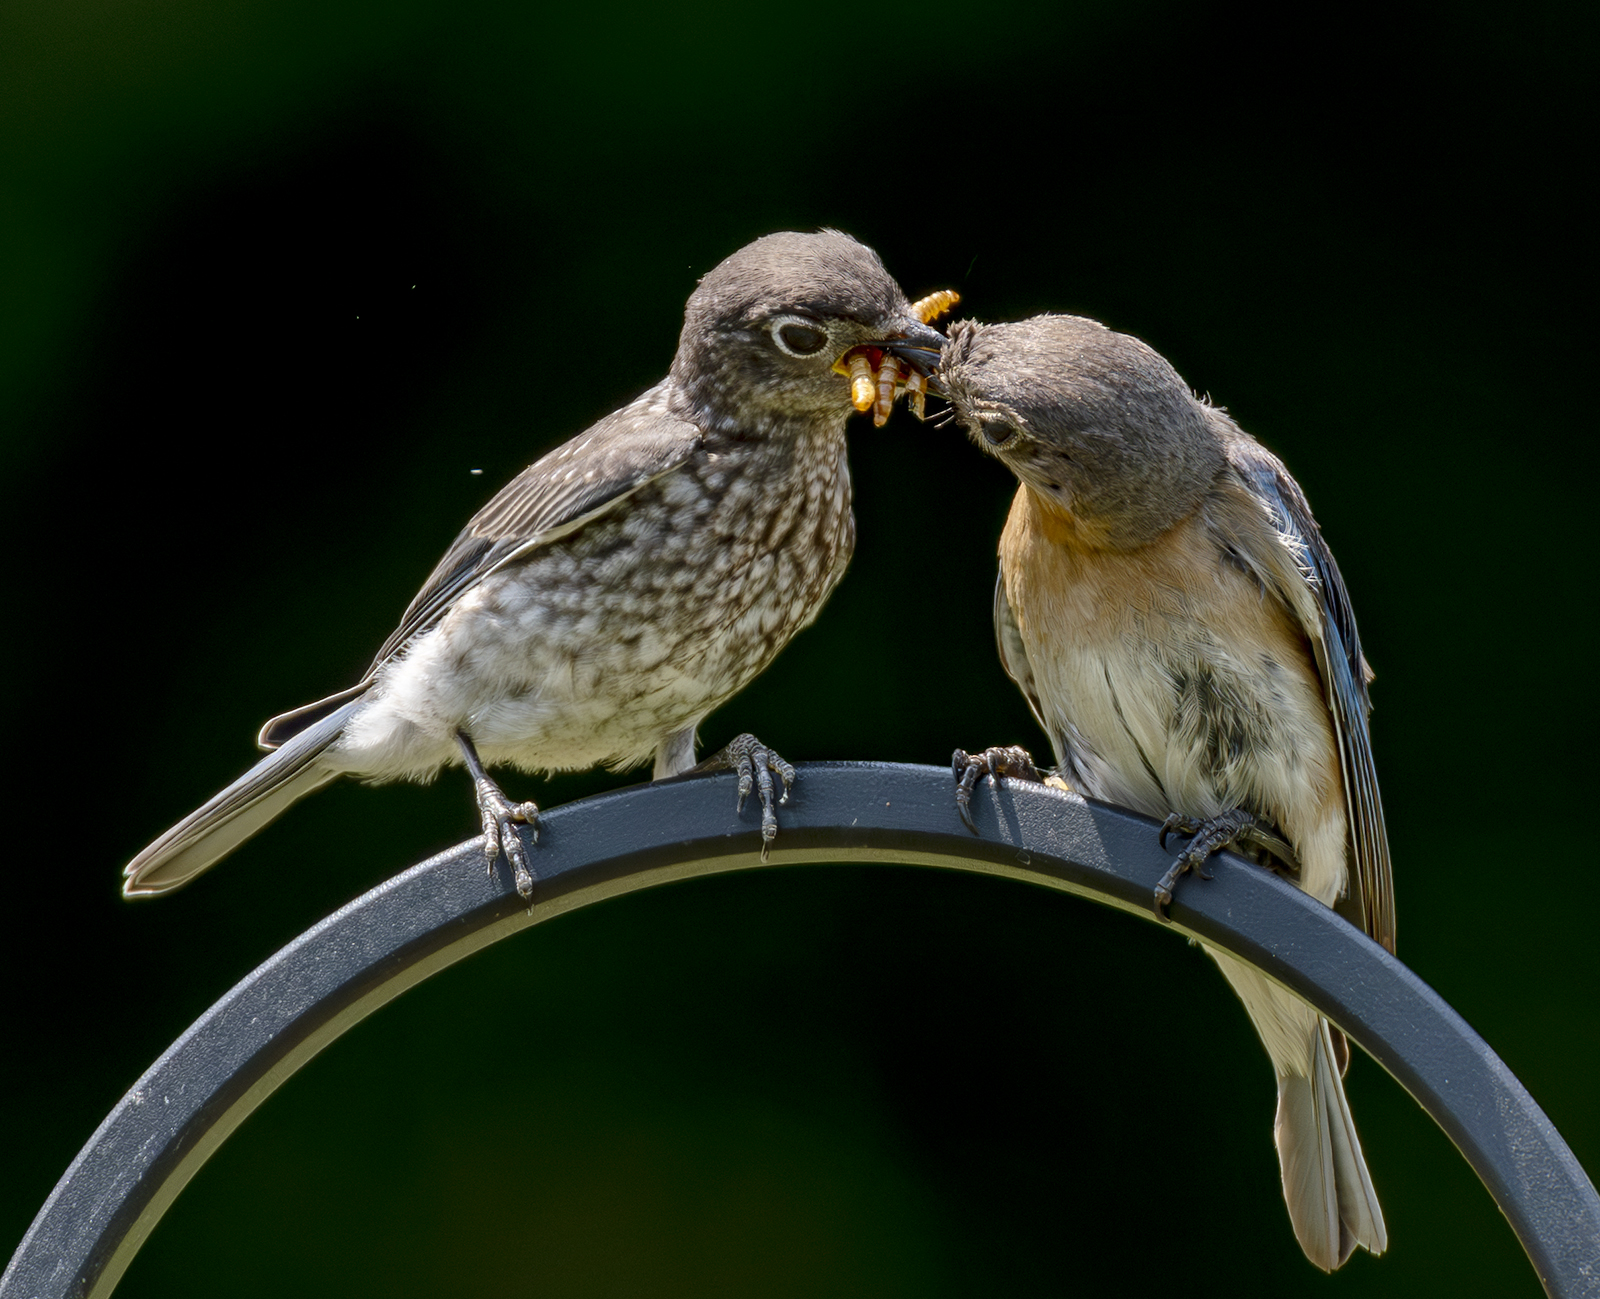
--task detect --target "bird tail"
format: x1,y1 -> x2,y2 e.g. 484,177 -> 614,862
1209,950 -> 1386,1271
1276,1019 -> 1387,1269
122,702 -> 357,897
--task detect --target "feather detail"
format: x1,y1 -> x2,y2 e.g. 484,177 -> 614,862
123,701 -> 356,896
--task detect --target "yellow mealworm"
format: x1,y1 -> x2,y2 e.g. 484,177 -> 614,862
904,370 -> 928,421
874,354 -> 903,426
909,289 -> 961,325
847,351 -> 876,412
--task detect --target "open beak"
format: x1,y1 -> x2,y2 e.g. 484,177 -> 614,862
877,318 -> 947,377
832,309 -> 955,426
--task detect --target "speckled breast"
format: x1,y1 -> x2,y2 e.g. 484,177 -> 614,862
461,419 -> 856,766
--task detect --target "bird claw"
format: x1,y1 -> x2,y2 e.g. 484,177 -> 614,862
1153,808 -> 1293,922
457,731 -> 538,900
474,781 -> 539,900
952,745 -> 1043,833
1153,872 -> 1178,921
1157,812 -> 1197,853
694,734 -> 795,862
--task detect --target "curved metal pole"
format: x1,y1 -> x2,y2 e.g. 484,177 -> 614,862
6,763 -> 1597,1298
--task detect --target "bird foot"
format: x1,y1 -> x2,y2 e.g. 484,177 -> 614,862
1152,809 -> 1297,921
473,780 -> 539,900
952,745 -> 1043,833
457,731 -> 538,900
693,734 -> 795,862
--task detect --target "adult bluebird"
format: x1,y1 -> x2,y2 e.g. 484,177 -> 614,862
945,314 -> 1394,1271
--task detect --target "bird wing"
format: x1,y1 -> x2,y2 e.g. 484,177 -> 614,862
994,570 -> 1049,736
1217,436 -> 1396,953
259,385 -> 702,749
371,387 -> 702,668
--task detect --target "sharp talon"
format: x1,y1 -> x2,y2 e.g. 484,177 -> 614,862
1153,808 -> 1281,918
480,800 -> 502,863
697,733 -> 795,856
494,817 -> 536,899
457,735 -> 542,897
951,745 -> 1041,834
1153,854 -> 1187,918
1158,812 -> 1194,852
957,778 -> 979,833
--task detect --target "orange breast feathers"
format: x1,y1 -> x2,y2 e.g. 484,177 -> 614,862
999,480 -> 1309,665
998,481 -> 1350,902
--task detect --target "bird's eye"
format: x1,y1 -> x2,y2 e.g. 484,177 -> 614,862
980,419 -> 1015,446
772,317 -> 831,357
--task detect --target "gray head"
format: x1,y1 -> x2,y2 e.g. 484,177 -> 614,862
673,230 -> 945,423
939,315 -> 1226,549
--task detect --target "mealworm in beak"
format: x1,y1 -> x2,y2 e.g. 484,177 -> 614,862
847,352 -> 876,411
904,370 -> 928,421
909,289 -> 960,325
874,354 -> 903,427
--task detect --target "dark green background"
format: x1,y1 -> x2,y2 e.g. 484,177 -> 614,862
3,1 -> 1594,1294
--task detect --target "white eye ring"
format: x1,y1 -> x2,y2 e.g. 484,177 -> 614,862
980,418 -> 1016,447
769,314 -> 832,359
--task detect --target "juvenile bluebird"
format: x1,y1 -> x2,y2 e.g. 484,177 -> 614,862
124,230 -> 945,900
944,315 -> 1394,1270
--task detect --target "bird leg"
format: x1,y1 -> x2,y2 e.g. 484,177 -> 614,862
1152,808 -> 1299,921
952,745 -> 1043,833
692,733 -> 795,862
456,731 -> 538,900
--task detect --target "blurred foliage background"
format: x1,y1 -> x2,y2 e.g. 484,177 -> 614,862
2,0 -> 1594,1294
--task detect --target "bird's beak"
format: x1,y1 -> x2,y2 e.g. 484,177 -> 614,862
831,299 -> 956,424
876,318 -> 947,378
831,318 -> 946,379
